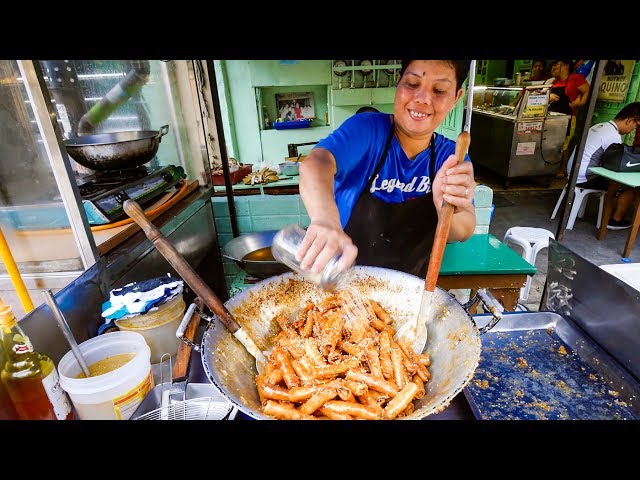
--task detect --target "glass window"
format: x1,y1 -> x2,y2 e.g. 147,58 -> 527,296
0,60 -> 83,274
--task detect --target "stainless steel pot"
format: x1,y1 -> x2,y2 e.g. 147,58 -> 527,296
64,124 -> 169,171
195,266 -> 500,420
221,230 -> 291,279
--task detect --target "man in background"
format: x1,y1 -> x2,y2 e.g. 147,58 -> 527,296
572,102 -> 640,230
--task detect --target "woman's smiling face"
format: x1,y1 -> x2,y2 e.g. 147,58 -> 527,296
393,60 -> 463,141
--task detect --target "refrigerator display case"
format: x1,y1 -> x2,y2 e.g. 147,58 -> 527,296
468,85 -> 570,185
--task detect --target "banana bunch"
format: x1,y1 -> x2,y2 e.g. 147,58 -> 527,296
242,167 -> 279,185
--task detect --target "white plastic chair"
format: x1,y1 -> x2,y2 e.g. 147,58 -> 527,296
550,185 -> 605,230
503,227 -> 555,302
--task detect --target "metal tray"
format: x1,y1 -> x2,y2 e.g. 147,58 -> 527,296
464,311 -> 640,420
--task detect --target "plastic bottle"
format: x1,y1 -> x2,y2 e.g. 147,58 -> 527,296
0,345 -> 19,420
0,298 -> 73,420
272,224 -> 354,291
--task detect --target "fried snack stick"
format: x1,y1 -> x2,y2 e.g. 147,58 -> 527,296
318,406 -> 352,420
291,359 -> 314,384
262,400 -> 317,420
299,309 -> 317,338
319,311 -> 344,357
365,346 -> 384,379
398,342 -> 431,382
271,344 -> 300,388
378,331 -> 394,380
337,340 -> 367,362
369,318 -> 396,336
344,380 -> 368,397
322,400 -> 382,420
293,301 -> 315,329
355,390 -> 384,417
390,346 -> 408,389
257,375 -> 293,402
382,382 -> 420,420
345,370 -> 398,398
369,299 -> 393,324
417,353 -> 431,367
304,337 -> 327,366
412,374 -> 426,400
275,314 -> 297,339
299,387 -> 339,415
311,356 -> 360,380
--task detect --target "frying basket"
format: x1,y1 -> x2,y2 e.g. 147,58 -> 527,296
133,396 -> 234,420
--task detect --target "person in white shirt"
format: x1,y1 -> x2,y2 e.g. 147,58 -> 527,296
571,102 -> 640,230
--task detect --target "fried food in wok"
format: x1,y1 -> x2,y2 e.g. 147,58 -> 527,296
255,290 -> 431,420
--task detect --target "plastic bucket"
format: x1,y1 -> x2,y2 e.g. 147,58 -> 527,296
58,331 -> 153,420
114,293 -> 185,365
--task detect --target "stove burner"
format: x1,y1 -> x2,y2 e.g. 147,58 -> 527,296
77,166 -> 150,198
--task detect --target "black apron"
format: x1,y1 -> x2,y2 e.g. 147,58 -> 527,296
344,125 -> 438,278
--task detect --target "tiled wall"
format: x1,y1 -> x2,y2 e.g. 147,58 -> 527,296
212,194 -> 309,288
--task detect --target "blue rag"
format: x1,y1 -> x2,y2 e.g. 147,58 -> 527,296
101,274 -> 184,324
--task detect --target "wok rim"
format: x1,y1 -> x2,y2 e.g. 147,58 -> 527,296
64,129 -> 162,147
200,266 -> 482,420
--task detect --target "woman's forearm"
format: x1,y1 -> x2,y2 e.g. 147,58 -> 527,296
299,150 -> 342,228
448,209 -> 476,242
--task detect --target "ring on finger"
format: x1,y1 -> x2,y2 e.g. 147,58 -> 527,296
464,187 -> 469,197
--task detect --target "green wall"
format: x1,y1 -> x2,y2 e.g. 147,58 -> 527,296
217,60 -> 466,170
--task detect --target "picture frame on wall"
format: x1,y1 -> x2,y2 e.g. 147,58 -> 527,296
276,92 -> 315,121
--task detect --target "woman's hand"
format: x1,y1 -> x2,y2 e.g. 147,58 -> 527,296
549,93 -> 559,103
432,154 -> 476,215
297,220 -> 358,274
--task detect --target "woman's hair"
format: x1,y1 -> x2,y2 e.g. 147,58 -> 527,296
356,106 -> 379,114
552,59 -> 575,74
399,60 -> 471,90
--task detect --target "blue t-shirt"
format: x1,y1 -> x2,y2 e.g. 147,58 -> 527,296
315,112 -> 470,227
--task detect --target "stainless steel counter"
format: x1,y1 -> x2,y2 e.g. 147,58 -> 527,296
18,185 -> 227,366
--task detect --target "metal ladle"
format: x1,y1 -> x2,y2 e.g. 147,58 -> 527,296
42,290 -> 91,378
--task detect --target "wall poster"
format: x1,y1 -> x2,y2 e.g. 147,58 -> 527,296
598,60 -> 636,103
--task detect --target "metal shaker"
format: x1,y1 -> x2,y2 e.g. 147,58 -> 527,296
271,224 -> 351,291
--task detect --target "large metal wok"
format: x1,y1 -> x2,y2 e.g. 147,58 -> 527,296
64,124 -> 169,171
221,230 -> 291,279
198,266 -> 500,420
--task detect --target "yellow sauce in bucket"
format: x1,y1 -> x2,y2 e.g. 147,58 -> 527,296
76,353 -> 135,378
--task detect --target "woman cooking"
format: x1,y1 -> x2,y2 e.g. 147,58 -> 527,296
297,60 -> 476,278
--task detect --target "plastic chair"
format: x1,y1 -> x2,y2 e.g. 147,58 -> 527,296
550,185 -> 605,230
503,227 -> 555,302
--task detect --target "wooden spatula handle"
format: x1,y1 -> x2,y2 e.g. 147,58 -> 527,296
172,297 -> 202,381
424,131 -> 471,293
122,199 -> 241,335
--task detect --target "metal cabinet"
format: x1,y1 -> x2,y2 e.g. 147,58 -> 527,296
468,85 -> 570,185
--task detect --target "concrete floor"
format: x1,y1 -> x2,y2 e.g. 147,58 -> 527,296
487,187 -> 639,311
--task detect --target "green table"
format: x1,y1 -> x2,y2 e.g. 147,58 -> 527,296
230,234 -> 536,311
589,166 -> 640,258
438,233 -> 536,311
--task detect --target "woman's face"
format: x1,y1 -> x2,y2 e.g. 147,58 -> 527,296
532,62 -> 545,76
394,61 -> 463,141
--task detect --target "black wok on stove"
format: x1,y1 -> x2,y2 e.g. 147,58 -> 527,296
64,125 -> 169,171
